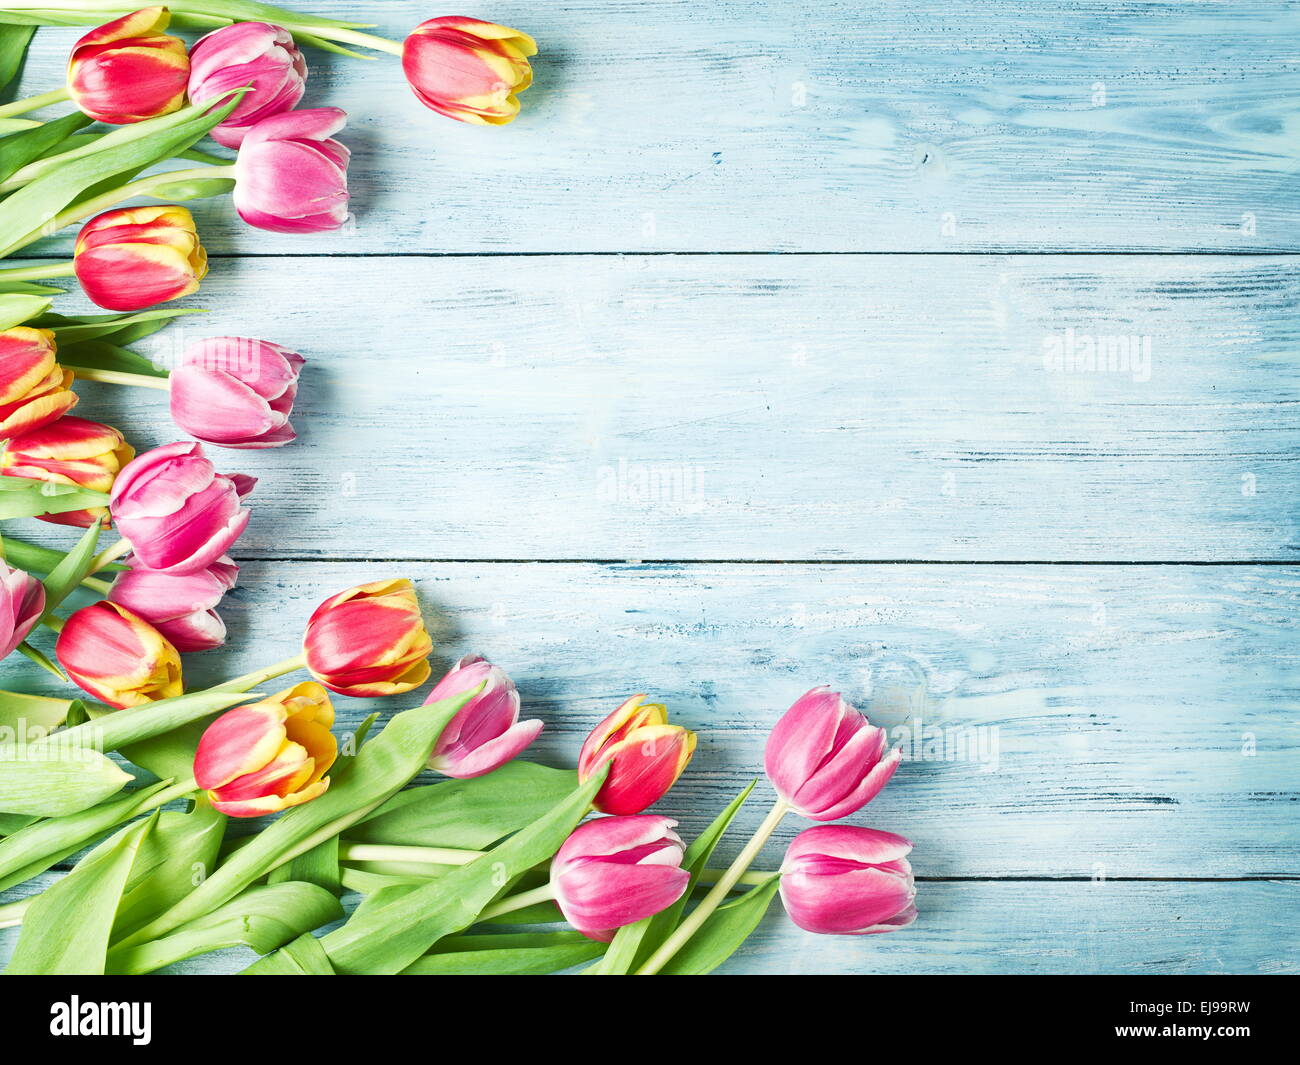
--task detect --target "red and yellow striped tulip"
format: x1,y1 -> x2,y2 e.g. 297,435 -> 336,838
401,17 -> 537,126
74,205 -> 208,311
66,7 -> 190,124
0,416 -> 134,528
56,601 -> 183,709
0,328 -> 77,441
303,578 -> 433,697
577,695 -> 697,815
193,682 -> 337,817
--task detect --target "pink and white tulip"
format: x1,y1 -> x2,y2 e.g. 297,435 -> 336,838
551,815 -> 690,942
779,825 -> 917,935
109,441 -> 255,575
187,21 -> 307,148
233,108 -> 350,234
108,557 -> 238,652
0,563 -> 45,659
169,337 -> 304,449
764,687 -> 901,821
426,654 -> 542,778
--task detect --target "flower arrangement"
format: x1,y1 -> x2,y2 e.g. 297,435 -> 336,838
0,6 -> 917,975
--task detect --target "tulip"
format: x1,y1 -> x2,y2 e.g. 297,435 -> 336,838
169,337 -> 304,449
402,17 -> 537,126
425,654 -> 542,778
187,21 -> 307,148
0,416 -> 134,528
0,562 -> 45,659
0,328 -> 77,441
73,205 -> 207,312
303,579 -> 432,697
232,108 -> 349,233
551,815 -> 690,941
779,825 -> 918,935
109,441 -> 255,575
108,557 -> 239,653
66,7 -> 190,125
56,601 -> 182,709
764,687 -> 901,821
577,695 -> 696,815
193,681 -> 336,817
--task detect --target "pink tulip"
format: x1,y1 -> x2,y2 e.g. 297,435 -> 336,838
0,563 -> 45,659
187,21 -> 307,148
765,687 -> 901,821
426,654 -> 542,778
551,815 -> 690,942
108,557 -> 238,652
233,108 -> 349,233
780,825 -> 917,935
109,441 -> 255,575
169,337 -> 304,449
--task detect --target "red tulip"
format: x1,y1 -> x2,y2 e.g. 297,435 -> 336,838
66,7 -> 190,124
0,328 -> 77,441
577,695 -> 696,815
0,416 -> 134,528
303,579 -> 433,697
56,601 -> 182,709
74,205 -> 207,311
402,17 -> 537,125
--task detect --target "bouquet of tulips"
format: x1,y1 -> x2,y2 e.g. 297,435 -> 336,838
0,6 -> 918,976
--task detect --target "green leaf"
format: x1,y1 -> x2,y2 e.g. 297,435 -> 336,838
403,933 -> 604,975
0,811 -> 35,834
47,687 -> 255,755
0,743 -> 132,816
653,875 -> 781,976
0,778 -> 173,893
39,517 -> 99,617
350,761 -> 581,850
41,306 -> 204,345
267,831 -> 340,894
257,772 -> 606,975
5,814 -> 152,974
0,475 -> 109,520
0,689 -> 76,736
107,881 -> 343,975
0,290 -> 50,329
257,930 -> 336,974
114,686 -> 483,950
14,638 -> 63,680
0,280 -> 62,295
145,174 -> 235,201
0,533 -> 127,574
58,338 -> 168,378
0,111 -> 90,185
0,22 -> 33,93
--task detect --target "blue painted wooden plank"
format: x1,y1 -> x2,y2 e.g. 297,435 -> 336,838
5,561 -> 1295,877
9,253 -> 1295,561
6,0 -> 1299,253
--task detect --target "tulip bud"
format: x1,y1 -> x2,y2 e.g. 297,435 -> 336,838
233,108 -> 350,233
187,21 -> 307,148
110,441 -> 255,575
108,557 -> 238,653
577,695 -> 696,815
779,825 -> 917,935
0,416 -> 134,528
0,328 -> 77,441
56,601 -> 182,709
764,687 -> 901,821
193,681 -> 336,817
303,579 -> 432,697
66,7 -> 190,124
425,654 -> 542,778
551,815 -> 690,941
402,17 -> 537,126
0,562 -> 45,659
73,205 -> 208,312
169,337 -> 304,449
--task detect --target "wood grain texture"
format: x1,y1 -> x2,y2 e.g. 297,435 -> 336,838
10,253 -> 1296,561
7,561 -> 1296,878
6,0 -> 1300,254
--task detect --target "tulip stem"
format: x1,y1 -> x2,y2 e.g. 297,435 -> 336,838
339,842 -> 482,867
89,537 -> 132,573
213,653 -> 307,694
0,261 -> 76,282
478,883 -> 556,921
0,87 -> 70,119
636,798 -> 791,976
303,26 -> 405,57
64,365 -> 171,390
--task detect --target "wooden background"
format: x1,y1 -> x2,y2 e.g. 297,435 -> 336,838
2,1 -> 1298,974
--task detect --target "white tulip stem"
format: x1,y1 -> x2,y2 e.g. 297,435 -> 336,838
64,366 -> 171,391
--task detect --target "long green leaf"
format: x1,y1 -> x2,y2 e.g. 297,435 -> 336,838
654,875 -> 782,976
38,517 -> 99,617
40,687 -> 254,755
403,934 -> 604,976
5,814 -> 151,974
0,111 -> 90,184
0,533 -> 128,573
42,306 -> 203,345
0,22 -> 32,93
115,686 -> 482,949
0,689 -> 77,736
0,3 -> 370,32
0,290 -> 49,328
0,743 -> 132,816
59,338 -> 169,378
0,476 -> 110,520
